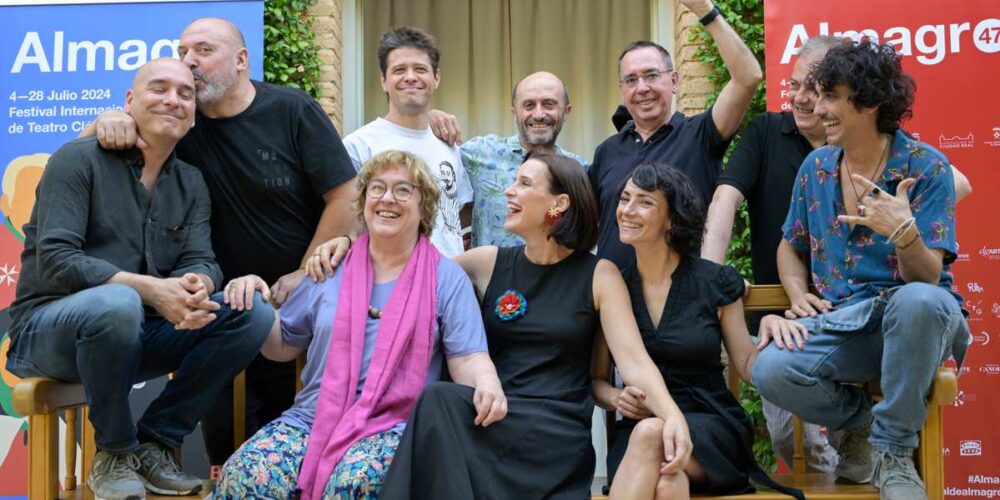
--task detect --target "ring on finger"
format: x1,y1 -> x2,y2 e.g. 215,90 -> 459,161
870,186 -> 880,197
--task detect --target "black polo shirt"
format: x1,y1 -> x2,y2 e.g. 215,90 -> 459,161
717,111 -> 815,285
590,109 -> 730,270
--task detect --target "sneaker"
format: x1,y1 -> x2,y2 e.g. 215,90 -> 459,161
873,451 -> 927,500
135,442 -> 202,495
835,423 -> 874,483
87,451 -> 146,500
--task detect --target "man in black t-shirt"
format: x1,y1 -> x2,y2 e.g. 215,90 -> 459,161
589,0 -> 762,270
87,18 -> 357,465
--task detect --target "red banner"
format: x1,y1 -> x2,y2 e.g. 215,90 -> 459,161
764,0 -> 1000,495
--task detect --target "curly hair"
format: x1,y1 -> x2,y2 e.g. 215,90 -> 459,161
809,39 -> 915,134
353,150 -> 440,237
523,151 -> 598,251
617,162 -> 705,256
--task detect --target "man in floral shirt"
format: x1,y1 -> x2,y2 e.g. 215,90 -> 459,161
431,71 -> 587,247
752,41 -> 968,500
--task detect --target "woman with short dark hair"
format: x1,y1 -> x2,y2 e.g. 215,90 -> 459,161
599,162 -> 806,499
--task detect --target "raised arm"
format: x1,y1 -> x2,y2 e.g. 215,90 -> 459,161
679,0 -> 763,140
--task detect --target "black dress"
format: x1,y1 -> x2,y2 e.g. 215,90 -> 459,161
381,246 -> 599,500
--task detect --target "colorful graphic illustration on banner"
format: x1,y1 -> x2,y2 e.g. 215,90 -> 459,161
763,1 -> 999,497
0,1 -> 263,495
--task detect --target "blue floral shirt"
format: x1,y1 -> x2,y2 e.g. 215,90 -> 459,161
460,134 -> 588,247
781,129 -> 960,307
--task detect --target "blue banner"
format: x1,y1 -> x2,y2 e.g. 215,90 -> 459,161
1,1 -> 264,164
0,1 -> 263,495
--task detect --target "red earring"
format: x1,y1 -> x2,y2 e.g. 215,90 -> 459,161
545,206 -> 563,226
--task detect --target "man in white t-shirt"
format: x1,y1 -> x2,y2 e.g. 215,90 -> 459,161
343,26 -> 473,257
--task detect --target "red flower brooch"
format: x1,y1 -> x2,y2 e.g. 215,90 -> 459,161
495,289 -> 527,321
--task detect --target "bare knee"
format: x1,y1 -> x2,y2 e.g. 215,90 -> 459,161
655,472 -> 690,500
627,417 -> 665,461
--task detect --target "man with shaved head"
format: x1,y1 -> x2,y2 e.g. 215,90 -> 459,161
7,58 -> 274,499
85,17 -> 358,466
430,71 -> 587,247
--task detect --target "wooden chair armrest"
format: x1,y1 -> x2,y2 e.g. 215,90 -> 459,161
13,378 -> 87,415
930,368 -> 957,405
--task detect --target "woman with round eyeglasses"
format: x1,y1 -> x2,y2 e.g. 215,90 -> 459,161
213,150 -> 504,499
309,152 -> 692,498
599,162 -> 806,499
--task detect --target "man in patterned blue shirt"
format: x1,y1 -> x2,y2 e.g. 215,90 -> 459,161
430,71 -> 587,247
752,41 -> 969,500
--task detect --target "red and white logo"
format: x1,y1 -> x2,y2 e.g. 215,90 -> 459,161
967,282 -> 985,294
968,331 -> 991,346
953,390 -> 978,407
979,364 -> 1000,375
979,247 -> 1000,260
985,126 -> 1000,148
939,132 -> 975,149
960,440 -> 983,457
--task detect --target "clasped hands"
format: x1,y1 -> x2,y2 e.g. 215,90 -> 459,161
151,273 -> 219,330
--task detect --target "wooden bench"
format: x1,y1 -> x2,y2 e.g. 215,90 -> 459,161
703,284 -> 955,499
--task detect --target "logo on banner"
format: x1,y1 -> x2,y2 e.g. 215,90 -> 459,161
939,132 -> 975,149
966,300 -> 984,318
981,247 -> 1000,260
780,18 -> 1000,65
985,127 -> 1000,148
993,303 -> 1000,319
960,440 -> 983,456
979,364 -> 1000,375
953,390 -> 977,407
968,331 -> 990,346
968,282 -> 985,294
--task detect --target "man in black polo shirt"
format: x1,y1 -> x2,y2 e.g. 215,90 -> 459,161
86,18 -> 357,465
589,0 -> 762,269
7,58 -> 274,499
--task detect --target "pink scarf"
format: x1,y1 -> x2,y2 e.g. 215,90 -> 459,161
297,233 -> 439,499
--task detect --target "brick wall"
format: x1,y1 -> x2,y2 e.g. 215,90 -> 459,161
674,7 -> 714,115
307,0 -> 344,131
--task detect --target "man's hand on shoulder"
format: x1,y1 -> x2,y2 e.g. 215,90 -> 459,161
270,269 -> 307,308
428,109 -> 464,147
92,110 -> 147,150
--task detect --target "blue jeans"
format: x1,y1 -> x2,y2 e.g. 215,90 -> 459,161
5,284 -> 274,453
752,282 -> 969,455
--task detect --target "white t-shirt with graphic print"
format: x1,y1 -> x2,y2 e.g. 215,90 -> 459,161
343,117 -> 473,257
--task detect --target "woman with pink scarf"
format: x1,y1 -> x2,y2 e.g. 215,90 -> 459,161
212,150 -> 505,499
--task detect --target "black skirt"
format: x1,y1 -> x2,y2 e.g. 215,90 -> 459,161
380,382 -> 595,500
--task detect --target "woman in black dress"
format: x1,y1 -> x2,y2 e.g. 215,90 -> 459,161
372,153 -> 694,499
596,163 -> 808,499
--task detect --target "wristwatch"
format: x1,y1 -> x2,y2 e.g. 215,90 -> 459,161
699,5 -> 722,26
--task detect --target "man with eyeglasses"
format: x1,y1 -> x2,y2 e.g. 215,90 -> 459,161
589,0 -> 762,270
342,26 -> 473,257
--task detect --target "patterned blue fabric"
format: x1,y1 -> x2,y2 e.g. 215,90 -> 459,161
212,421 -> 400,500
460,134 -> 588,247
781,129 -> 960,307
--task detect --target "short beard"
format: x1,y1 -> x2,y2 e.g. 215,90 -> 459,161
517,120 -> 562,148
194,68 -> 238,106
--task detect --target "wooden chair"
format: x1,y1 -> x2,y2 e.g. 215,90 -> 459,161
595,285 -> 957,499
13,375 -> 224,499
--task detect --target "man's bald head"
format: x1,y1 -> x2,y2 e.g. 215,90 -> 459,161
511,71 -> 569,107
510,71 -> 571,151
182,17 -> 246,50
126,58 -> 196,143
132,57 -> 194,90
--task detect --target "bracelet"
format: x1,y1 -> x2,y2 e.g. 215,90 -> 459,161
888,217 -> 916,244
337,234 -> 355,246
699,5 -> 722,26
896,227 -> 922,250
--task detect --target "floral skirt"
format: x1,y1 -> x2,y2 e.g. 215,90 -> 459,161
212,420 -> 400,499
